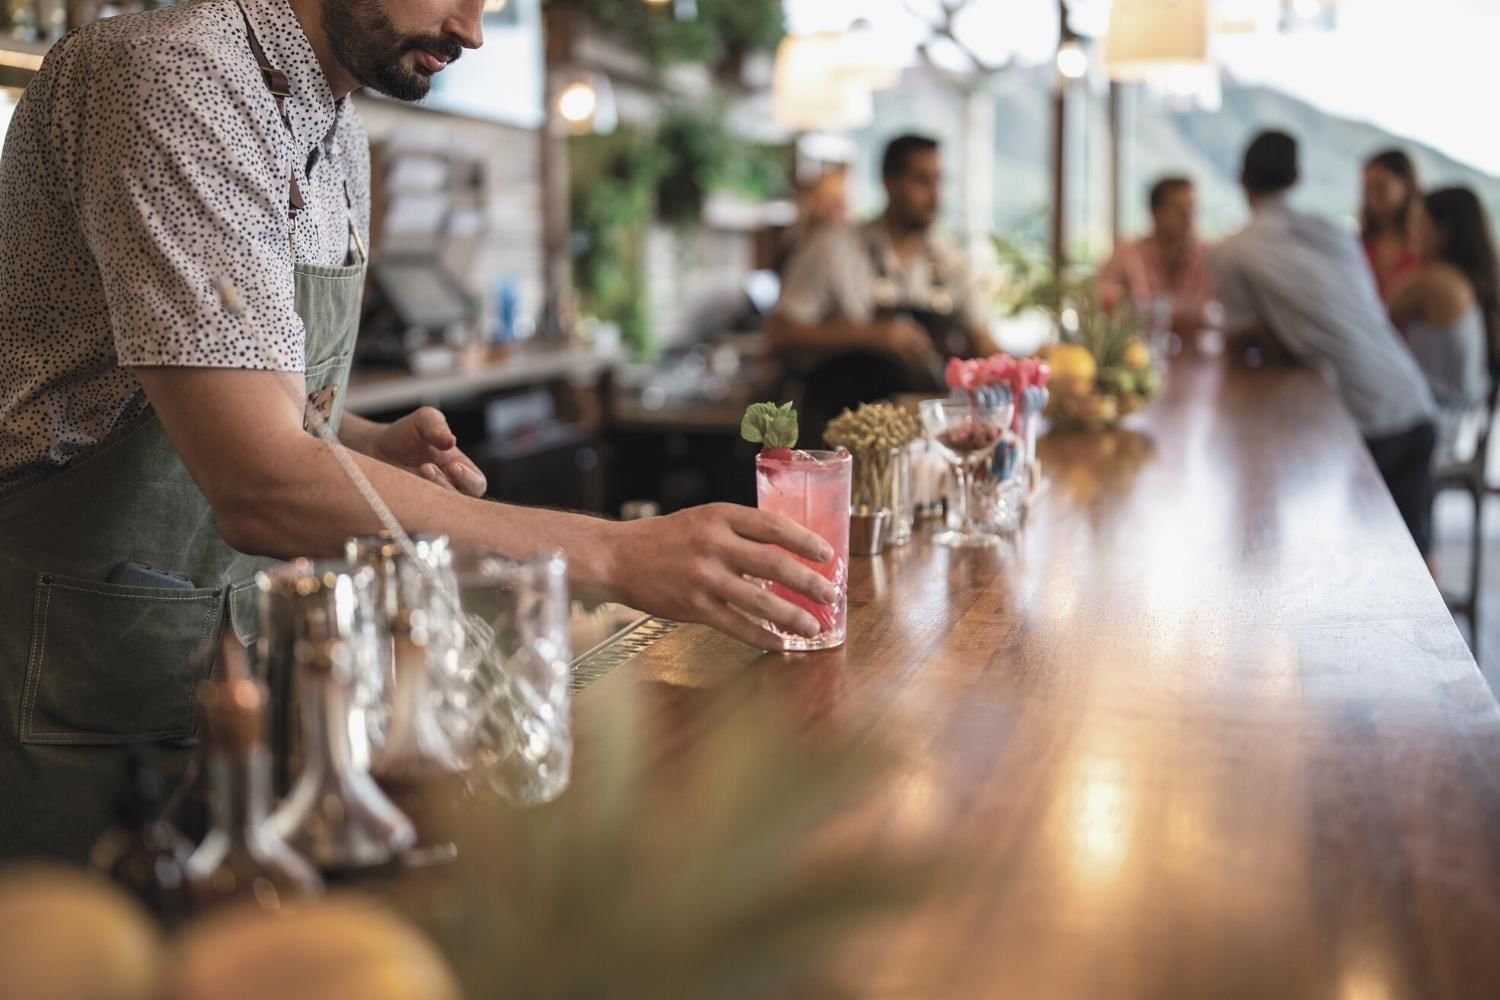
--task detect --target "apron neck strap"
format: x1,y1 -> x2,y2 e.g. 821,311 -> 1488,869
233,0 -> 305,218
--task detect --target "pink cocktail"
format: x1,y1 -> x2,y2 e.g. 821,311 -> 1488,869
755,449 -> 852,651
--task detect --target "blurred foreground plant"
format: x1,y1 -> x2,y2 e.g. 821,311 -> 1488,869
419,677 -> 939,1000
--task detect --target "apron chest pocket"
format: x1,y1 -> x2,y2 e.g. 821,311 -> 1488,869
19,573 -> 223,745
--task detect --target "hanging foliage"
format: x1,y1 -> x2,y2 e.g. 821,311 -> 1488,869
557,0 -> 785,73
570,127 -> 667,355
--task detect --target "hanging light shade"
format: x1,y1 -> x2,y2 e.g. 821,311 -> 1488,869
772,33 -> 875,132
834,18 -> 902,91
1214,0 -> 1260,34
1104,0 -> 1210,81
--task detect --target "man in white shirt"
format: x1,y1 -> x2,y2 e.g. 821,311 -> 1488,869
769,134 -> 997,440
1211,131 -> 1439,554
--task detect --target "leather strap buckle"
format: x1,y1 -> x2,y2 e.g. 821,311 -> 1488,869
261,67 -> 291,99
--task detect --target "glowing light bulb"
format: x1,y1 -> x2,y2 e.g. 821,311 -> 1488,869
558,82 -> 597,124
1056,40 -> 1089,80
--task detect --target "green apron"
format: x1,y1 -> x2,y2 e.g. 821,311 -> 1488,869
0,8 -> 366,862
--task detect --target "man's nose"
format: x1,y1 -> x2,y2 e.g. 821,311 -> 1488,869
444,0 -> 485,49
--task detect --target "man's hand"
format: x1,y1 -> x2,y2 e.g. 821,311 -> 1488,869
873,316 -> 937,369
370,407 -> 487,497
599,503 -> 842,652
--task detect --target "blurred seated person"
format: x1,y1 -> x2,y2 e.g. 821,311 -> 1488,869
1211,131 -> 1438,557
1361,149 -> 1424,302
1388,187 -> 1496,461
772,166 -> 849,277
769,134 -> 997,441
1098,176 -> 1216,336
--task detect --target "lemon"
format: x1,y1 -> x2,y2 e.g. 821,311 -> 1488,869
1046,343 -> 1097,383
1122,338 -> 1151,371
167,896 -> 461,1000
0,865 -> 163,1000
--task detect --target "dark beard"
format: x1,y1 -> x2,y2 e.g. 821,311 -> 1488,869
887,208 -> 933,235
319,0 -> 462,101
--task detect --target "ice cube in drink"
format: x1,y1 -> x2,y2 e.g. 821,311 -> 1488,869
754,449 -> 852,651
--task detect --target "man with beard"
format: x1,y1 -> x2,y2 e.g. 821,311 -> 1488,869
0,0 -> 837,861
769,134 -> 997,442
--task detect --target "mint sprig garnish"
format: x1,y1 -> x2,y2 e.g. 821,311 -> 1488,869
741,401 -> 799,450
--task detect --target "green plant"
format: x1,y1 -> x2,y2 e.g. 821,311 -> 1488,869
569,127 -> 666,355
387,677 -> 942,1000
571,113 -> 788,354
561,0 -> 785,74
656,105 -> 789,225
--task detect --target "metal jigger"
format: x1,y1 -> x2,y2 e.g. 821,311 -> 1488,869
270,633 -> 417,873
255,559 -> 385,788
256,562 -> 414,873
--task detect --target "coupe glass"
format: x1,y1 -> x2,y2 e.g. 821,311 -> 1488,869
920,397 -> 1013,549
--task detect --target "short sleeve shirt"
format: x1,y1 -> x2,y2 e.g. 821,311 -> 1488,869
1210,198 -> 1435,438
0,0 -> 370,488
775,219 -> 989,333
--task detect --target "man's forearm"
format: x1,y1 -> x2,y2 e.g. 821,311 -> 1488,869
968,325 -> 999,357
336,412 -> 386,456
220,432 -> 620,601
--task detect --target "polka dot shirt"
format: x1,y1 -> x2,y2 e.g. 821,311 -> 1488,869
0,0 -> 370,489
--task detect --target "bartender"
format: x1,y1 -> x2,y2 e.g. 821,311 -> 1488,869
769,134 -> 998,441
0,0 -> 836,862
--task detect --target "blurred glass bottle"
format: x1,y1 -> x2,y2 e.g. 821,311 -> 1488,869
89,747 -> 193,928
272,635 -> 416,875
187,633 -> 322,912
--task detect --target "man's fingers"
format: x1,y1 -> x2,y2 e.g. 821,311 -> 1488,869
419,463 -> 457,492
698,600 -> 788,652
717,574 -> 823,638
446,460 -> 487,497
727,539 -> 839,606
726,507 -> 834,563
415,406 -> 457,450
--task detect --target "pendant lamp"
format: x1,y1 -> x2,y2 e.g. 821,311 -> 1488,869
1104,0 -> 1210,81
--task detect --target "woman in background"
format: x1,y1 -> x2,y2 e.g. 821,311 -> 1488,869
1362,150 -> 1423,301
1388,186 -> 1496,462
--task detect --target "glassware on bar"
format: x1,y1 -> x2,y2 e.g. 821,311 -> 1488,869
886,445 -> 915,546
187,632 -> 321,912
89,747 -> 193,928
907,439 -> 949,521
451,548 -> 573,806
754,449 -> 852,650
920,397 -> 1012,549
968,430 -> 1026,536
370,605 -> 470,857
346,533 -> 477,760
272,634 -> 417,874
255,559 -> 384,787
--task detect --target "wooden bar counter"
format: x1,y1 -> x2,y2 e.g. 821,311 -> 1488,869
574,358 -> 1500,998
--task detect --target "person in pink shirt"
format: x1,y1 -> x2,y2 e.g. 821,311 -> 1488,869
1099,176 -> 1217,336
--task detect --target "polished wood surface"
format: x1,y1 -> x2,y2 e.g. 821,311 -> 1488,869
578,358 -> 1500,999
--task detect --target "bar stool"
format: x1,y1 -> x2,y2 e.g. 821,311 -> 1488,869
1436,382 -> 1500,655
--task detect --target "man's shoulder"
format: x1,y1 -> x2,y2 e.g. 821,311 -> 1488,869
46,0 -> 249,86
793,222 -> 865,269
